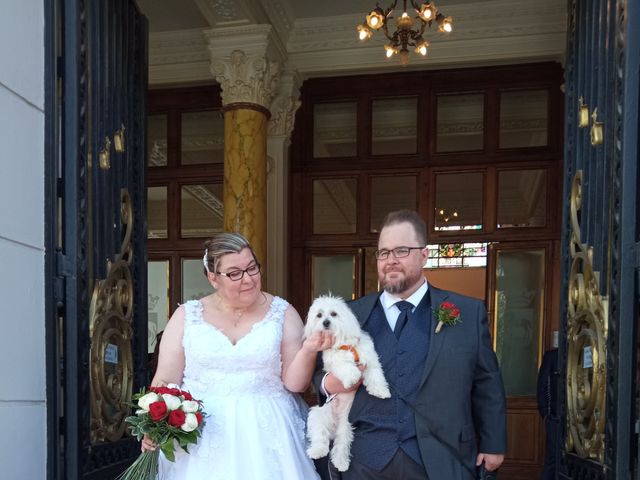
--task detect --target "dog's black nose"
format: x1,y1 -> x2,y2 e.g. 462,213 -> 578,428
322,319 -> 331,328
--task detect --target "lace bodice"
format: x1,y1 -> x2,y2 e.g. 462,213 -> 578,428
181,297 -> 289,400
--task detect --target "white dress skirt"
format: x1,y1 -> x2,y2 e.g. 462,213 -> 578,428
158,298 -> 320,480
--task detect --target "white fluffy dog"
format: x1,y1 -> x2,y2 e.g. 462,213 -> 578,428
304,295 -> 391,472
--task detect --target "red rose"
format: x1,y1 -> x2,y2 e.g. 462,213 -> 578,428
148,401 -> 167,421
168,388 -> 181,396
151,386 -> 169,395
195,412 -> 203,425
168,409 -> 186,427
181,391 -> 193,401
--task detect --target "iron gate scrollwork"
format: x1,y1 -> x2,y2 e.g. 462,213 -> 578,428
559,0 -> 639,479
48,0 -> 148,478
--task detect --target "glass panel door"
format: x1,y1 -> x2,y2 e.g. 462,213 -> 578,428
147,260 -> 169,353
492,246 -> 546,396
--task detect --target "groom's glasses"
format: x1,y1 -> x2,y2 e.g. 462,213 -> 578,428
215,263 -> 261,281
375,246 -> 424,260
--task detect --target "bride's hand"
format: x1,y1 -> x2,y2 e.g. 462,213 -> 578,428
302,331 -> 335,353
141,434 -> 157,453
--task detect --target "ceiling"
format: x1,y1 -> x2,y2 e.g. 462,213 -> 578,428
136,0 -> 567,87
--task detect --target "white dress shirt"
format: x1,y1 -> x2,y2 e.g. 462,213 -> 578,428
379,280 -> 429,331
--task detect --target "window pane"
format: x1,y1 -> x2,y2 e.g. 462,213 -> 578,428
312,255 -> 355,300
313,102 -> 357,158
313,178 -> 357,234
148,115 -> 168,166
370,176 -> 417,232
500,90 -> 548,148
494,249 -> 545,396
182,258 -> 213,302
497,170 -> 546,228
181,184 -> 224,238
434,172 -> 483,231
147,260 -> 169,353
181,111 -> 224,164
436,94 -> 484,152
372,97 -> 417,155
147,186 -> 167,239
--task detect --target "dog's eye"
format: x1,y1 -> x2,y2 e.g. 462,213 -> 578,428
330,311 -> 337,317
316,312 -> 323,318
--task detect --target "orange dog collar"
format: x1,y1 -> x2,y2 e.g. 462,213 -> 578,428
338,345 -> 360,364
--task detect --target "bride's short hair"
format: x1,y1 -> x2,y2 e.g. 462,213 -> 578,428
203,232 -> 257,275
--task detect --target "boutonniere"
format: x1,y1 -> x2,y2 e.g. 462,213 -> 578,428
434,301 -> 461,333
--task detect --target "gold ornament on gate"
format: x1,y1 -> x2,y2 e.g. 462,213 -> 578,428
565,170 -> 607,463
590,109 -> 604,146
578,97 -> 589,128
99,137 -> 112,170
114,124 -> 126,153
89,188 -> 135,443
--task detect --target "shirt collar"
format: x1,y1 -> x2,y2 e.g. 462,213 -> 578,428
381,280 -> 429,310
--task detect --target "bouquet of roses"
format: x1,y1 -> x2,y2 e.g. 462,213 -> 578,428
116,384 -> 206,479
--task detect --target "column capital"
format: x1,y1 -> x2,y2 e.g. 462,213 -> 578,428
206,25 -> 282,109
268,70 -> 302,138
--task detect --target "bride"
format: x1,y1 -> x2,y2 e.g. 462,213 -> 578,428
143,232 -> 331,479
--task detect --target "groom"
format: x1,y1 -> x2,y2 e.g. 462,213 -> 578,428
314,210 -> 506,479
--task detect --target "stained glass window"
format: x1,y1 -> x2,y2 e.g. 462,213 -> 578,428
425,242 -> 488,268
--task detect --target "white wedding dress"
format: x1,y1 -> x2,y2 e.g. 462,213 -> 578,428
158,297 -> 320,480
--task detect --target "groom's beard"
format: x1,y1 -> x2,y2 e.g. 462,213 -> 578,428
381,269 -> 423,295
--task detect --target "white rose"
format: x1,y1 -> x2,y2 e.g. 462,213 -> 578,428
181,413 -> 198,432
162,393 -> 182,411
181,400 -> 199,413
166,383 -> 181,390
137,392 -> 161,412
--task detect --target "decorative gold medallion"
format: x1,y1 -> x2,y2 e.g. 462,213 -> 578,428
565,170 -> 607,462
89,189 -> 135,443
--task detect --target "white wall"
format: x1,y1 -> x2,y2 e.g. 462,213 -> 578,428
0,1 -> 45,479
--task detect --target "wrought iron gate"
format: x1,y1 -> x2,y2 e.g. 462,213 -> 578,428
559,1 -> 639,478
46,0 -> 148,478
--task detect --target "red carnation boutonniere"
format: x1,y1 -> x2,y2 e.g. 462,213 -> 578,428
434,301 -> 461,333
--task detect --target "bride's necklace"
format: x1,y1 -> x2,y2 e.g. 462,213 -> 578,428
215,293 -> 267,329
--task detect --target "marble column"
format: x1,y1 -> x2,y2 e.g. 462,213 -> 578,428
266,71 -> 302,296
209,44 -> 280,274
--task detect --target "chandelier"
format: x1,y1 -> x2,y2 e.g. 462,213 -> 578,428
357,0 -> 453,66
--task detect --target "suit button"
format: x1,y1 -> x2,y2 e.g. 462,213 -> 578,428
399,418 -> 405,424
399,372 -> 405,377
398,349 -> 405,355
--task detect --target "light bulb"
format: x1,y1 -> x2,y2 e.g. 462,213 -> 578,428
438,16 -> 453,33
357,24 -> 372,40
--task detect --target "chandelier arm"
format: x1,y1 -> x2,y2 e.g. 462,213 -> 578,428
412,20 -> 427,40
381,22 -> 393,41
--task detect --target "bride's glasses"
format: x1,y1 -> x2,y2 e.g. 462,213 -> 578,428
216,263 -> 261,281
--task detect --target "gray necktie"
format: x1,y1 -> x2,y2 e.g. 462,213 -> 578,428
394,301 -> 413,339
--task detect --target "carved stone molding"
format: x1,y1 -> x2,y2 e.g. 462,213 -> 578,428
268,70 -> 302,137
206,25 -> 282,108
211,50 -> 280,108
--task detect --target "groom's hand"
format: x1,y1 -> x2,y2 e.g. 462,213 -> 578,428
476,453 -> 504,471
324,365 -> 365,395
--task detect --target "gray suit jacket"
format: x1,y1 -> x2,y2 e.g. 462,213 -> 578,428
314,285 -> 507,479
